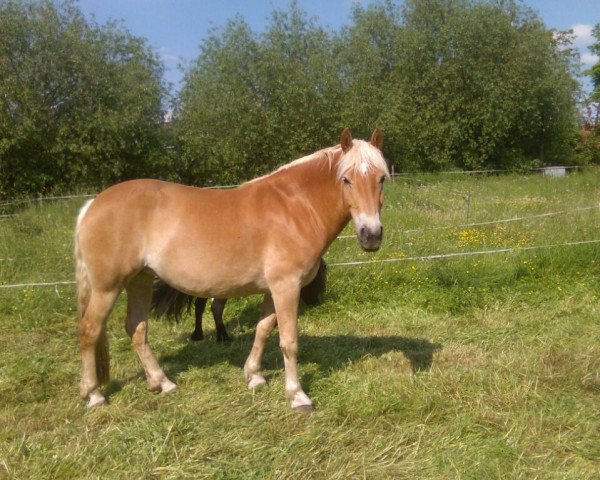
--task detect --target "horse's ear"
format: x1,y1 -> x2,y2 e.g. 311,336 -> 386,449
370,127 -> 383,150
340,128 -> 353,153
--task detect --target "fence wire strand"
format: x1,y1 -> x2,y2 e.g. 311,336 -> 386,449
336,204 -> 600,239
1,239 -> 599,290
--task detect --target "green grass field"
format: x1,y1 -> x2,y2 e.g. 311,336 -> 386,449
1,170 -> 599,479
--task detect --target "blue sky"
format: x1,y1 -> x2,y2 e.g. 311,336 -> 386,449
78,0 -> 600,92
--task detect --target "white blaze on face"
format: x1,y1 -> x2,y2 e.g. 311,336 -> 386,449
360,161 -> 368,175
354,212 -> 381,233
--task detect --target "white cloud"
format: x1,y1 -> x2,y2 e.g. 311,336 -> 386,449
581,52 -> 599,67
157,46 -> 179,64
567,24 -> 598,67
572,23 -> 595,48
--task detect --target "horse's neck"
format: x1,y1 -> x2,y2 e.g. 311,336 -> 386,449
274,152 -> 350,248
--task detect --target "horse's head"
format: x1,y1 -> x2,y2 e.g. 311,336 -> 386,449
338,128 -> 389,252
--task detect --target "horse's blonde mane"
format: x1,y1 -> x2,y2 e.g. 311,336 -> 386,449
244,146 -> 339,184
276,146 -> 338,172
337,140 -> 390,179
244,139 -> 388,185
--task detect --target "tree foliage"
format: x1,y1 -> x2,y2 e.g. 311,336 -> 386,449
589,24 -> 600,101
579,23 -> 600,164
386,0 -> 579,170
0,0 -> 585,197
175,0 -> 580,182
176,5 -> 342,185
0,0 -> 167,198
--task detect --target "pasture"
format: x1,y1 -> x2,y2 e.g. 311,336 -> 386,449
1,170 -> 599,479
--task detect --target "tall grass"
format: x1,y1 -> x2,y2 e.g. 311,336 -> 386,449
0,170 -> 599,479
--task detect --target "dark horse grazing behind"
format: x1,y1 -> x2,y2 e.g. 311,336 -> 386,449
152,260 -> 327,342
75,128 -> 388,411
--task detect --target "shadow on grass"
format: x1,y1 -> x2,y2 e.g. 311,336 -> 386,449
105,303 -> 441,401
159,329 -> 442,384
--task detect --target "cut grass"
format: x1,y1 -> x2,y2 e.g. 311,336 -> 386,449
0,170 -> 599,479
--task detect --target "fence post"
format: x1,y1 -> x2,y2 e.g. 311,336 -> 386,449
466,189 -> 472,222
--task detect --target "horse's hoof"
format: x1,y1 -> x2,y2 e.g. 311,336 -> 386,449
289,391 -> 313,411
87,392 -> 107,408
190,332 -> 204,342
216,335 -> 232,343
292,404 -> 314,414
247,375 -> 267,389
160,380 -> 177,394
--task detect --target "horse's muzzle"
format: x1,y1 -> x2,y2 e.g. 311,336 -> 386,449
358,224 -> 383,252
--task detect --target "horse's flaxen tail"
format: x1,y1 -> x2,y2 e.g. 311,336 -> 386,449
75,199 -> 109,385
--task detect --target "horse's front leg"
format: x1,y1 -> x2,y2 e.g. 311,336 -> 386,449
271,282 -> 313,412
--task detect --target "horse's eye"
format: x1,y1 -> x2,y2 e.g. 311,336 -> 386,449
342,177 -> 352,187
379,175 -> 386,185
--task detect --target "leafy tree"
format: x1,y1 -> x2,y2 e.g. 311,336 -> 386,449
176,3 -> 341,185
579,24 -> 600,164
258,5 -> 344,167
589,24 -> 600,101
0,0 -> 167,198
177,0 -> 580,177
337,1 -> 402,159
349,0 -> 579,170
175,18 -> 262,185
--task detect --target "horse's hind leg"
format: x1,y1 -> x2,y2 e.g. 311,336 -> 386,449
244,295 -> 276,388
79,288 -> 119,407
211,299 -> 230,342
125,272 -> 176,394
191,297 -> 208,341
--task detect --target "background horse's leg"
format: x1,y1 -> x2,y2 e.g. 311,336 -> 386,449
211,299 -> 230,342
271,283 -> 312,412
191,297 -> 208,341
300,259 -> 327,306
244,295 -> 276,389
79,288 -> 119,407
125,272 -> 176,394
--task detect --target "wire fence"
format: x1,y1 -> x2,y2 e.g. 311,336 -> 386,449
2,202 -> 599,263
1,238 -> 598,290
0,184 -> 242,209
0,164 -> 591,209
336,203 -> 600,239
1,169 -> 598,290
328,239 -> 600,267
0,193 -> 96,208
390,165 -> 582,177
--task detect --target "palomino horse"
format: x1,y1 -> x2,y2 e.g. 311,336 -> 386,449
75,128 -> 388,411
151,259 -> 327,342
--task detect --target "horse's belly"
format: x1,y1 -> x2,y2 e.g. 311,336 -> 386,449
151,257 -> 268,299
142,219 -> 268,297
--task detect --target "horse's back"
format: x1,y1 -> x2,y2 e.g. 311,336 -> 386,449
77,179 -> 269,295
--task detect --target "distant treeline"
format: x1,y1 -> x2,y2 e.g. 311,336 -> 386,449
0,0 -> 595,198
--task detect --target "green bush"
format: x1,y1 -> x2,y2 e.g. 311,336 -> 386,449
0,0 -> 168,198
